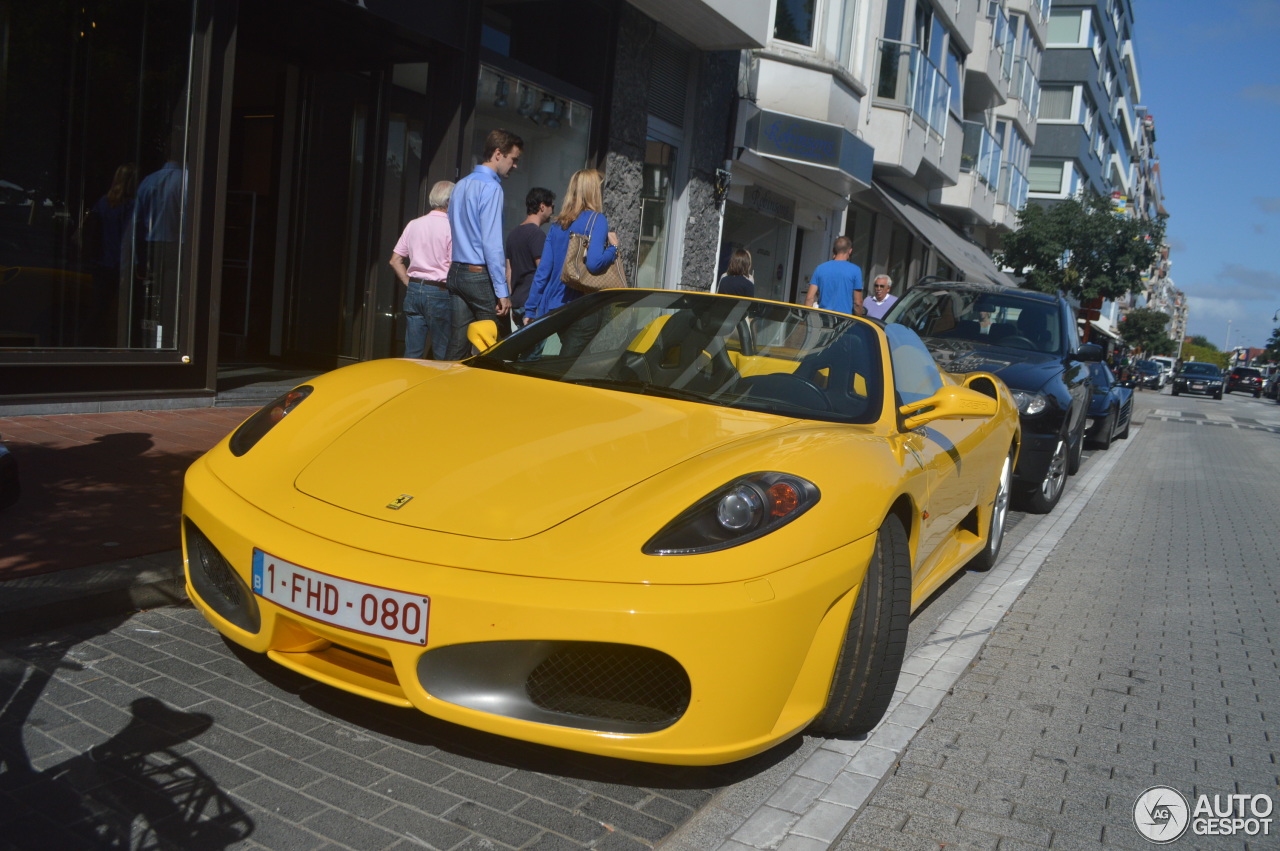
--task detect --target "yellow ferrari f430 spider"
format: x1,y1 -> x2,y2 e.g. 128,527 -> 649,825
183,289 -> 1019,765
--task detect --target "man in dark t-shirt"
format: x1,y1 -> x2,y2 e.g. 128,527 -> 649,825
503,186 -> 556,335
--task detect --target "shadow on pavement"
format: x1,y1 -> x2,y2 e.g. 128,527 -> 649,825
0,619 -> 253,849
0,433 -> 200,578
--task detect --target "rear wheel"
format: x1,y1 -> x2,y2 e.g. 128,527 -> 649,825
810,514 -> 910,737
1255,390 -> 1262,398
1172,387 -> 1180,396
970,451 -> 1013,571
1215,390 -> 1223,400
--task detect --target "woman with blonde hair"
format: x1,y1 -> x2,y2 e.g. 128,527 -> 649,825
523,168 -> 619,329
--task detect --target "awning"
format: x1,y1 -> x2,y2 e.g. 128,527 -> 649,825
1089,319 -> 1121,341
872,183 -> 1018,287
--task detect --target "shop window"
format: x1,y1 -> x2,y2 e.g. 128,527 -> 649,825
636,140 -> 677,289
0,1 -> 195,353
471,66 -> 591,241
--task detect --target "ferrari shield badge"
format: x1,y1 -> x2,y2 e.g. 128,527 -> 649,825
386,494 -> 414,510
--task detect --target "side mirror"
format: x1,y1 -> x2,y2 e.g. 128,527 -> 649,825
899,384 -> 999,431
1076,343 -> 1104,362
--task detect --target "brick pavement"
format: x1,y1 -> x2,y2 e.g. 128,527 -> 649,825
0,605 -> 766,850
829,404 -> 1280,849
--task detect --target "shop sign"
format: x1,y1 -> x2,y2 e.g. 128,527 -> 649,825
744,108 -> 874,187
744,186 -> 796,223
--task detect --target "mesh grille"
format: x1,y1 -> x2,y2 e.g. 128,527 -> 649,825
526,644 -> 690,727
647,36 -> 688,129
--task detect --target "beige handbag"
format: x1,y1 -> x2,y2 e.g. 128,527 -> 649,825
561,212 -> 628,293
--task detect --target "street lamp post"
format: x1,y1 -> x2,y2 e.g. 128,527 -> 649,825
1223,320 -> 1232,352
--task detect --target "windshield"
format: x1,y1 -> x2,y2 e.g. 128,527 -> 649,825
1137,361 -> 1160,374
472,290 -> 884,423
1234,368 -> 1262,377
887,286 -> 1064,355
1181,363 -> 1221,377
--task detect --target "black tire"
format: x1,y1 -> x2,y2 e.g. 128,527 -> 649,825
970,450 -> 1013,571
1215,390 -> 1223,400
1171,387 -> 1180,396
1016,427 -> 1068,514
1255,391 -> 1262,398
810,514 -> 911,737
1095,409 -> 1114,450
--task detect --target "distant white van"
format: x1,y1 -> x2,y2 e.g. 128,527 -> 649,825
1149,356 -> 1176,385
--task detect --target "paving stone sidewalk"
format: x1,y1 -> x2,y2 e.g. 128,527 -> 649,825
830,411 -> 1280,849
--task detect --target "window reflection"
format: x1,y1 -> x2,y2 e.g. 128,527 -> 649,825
0,1 -> 194,352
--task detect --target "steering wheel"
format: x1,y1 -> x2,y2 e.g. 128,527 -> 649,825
744,373 -> 832,411
1000,335 -> 1036,350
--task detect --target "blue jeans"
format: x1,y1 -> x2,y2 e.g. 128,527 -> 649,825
403,281 -> 451,359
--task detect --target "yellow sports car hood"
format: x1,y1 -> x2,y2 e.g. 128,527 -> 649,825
294,369 -> 787,540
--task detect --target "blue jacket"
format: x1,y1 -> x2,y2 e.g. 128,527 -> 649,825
524,211 -> 618,321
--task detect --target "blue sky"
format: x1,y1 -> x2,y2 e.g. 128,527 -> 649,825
1136,0 -> 1280,354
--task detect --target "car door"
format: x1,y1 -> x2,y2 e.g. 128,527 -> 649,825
885,326 -> 982,581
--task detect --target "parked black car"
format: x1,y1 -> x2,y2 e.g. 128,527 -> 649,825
1085,362 -> 1133,450
1134,360 -> 1164,390
884,282 -> 1101,514
1226,366 -> 1264,397
1171,362 -> 1224,399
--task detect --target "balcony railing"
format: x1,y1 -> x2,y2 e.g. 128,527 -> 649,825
1012,56 -> 1040,117
999,161 -> 1029,210
988,3 -> 1015,86
961,121 -> 1002,190
875,38 -> 951,138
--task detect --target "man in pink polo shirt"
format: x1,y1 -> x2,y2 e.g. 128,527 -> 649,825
389,180 -> 454,359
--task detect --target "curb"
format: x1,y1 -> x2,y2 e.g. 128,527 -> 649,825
0,550 -> 188,638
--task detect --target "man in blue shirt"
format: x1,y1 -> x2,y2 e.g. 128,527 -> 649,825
446,128 -> 523,358
804,237 -> 865,317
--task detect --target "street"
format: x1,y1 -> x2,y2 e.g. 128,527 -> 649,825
2,387 -> 1278,850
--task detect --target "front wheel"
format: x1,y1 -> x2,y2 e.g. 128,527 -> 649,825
970,451 -> 1013,571
1016,430 -> 1067,514
810,514 -> 911,737
1255,391 -> 1262,398
1172,387 -> 1180,396
1215,390 -> 1223,400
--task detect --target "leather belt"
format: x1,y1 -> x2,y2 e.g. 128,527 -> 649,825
409,277 -> 446,287
452,262 -> 485,273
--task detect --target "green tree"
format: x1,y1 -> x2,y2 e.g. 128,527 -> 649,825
1121,307 -> 1174,356
1188,335 -> 1216,351
1263,326 -> 1280,363
997,192 -> 1165,301
1181,343 -> 1228,369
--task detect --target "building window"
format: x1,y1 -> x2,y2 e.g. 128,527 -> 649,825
1039,86 -> 1074,121
947,46 -> 964,117
1028,159 -> 1064,194
774,0 -> 817,47
1047,9 -> 1084,44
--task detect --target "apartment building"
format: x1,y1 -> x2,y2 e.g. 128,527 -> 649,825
723,0 -> 1049,307
1029,0 -> 1178,347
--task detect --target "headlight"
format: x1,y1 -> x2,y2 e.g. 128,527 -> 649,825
644,472 -> 820,555
229,385 -> 313,456
1010,390 -> 1048,416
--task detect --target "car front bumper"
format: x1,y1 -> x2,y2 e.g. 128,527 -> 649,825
182,458 -> 876,766
1174,381 -> 1222,396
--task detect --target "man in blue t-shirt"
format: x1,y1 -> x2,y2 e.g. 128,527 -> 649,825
804,237 -> 865,316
